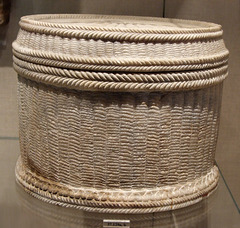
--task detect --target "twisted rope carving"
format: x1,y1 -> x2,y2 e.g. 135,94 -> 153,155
12,42 -> 229,73
14,14 -> 227,213
19,21 -> 223,43
20,14 -> 222,34
18,189 -> 209,214
16,157 -> 219,214
13,63 -> 228,92
19,187 -> 207,214
13,48 -> 229,73
13,56 -> 228,83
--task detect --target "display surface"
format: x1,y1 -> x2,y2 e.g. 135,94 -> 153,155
12,14 -> 229,213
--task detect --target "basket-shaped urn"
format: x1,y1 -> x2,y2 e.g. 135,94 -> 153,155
13,14 -> 229,213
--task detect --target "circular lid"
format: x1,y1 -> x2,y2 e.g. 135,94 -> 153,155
13,14 -> 228,72
12,14 -> 229,92
20,14 -> 222,36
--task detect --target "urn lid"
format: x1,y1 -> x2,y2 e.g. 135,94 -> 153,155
12,14 -> 229,92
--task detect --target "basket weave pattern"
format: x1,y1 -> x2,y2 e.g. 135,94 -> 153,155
13,14 -> 228,213
18,76 -> 222,189
16,76 -> 221,212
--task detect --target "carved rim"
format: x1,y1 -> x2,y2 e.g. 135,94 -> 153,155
20,14 -> 222,34
16,157 -> 219,214
19,14 -> 223,42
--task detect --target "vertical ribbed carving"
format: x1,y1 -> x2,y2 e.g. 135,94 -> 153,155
158,93 -> 170,186
64,92 -> 80,185
170,92 -> 184,183
37,82 -> 50,177
184,90 -> 196,181
18,76 -> 28,168
132,94 -> 147,188
92,92 -> 107,189
119,93 -> 135,188
212,83 -> 223,161
105,93 -> 121,188
78,92 -> 95,188
56,91 -> 71,184
145,93 -> 161,187
191,89 -> 203,180
18,77 -> 222,190
27,79 -> 40,174
45,83 -> 60,182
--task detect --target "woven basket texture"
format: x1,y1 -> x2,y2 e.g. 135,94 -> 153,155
12,14 -> 229,213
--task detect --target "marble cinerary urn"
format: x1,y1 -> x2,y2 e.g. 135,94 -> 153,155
13,14 -> 229,213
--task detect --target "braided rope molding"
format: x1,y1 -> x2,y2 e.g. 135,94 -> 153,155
16,29 -> 227,66
20,14 -> 222,34
16,157 -> 219,214
12,42 -> 229,72
18,182 -> 210,223
12,49 -> 229,73
18,186 -> 210,214
18,187 -> 215,214
13,56 -> 228,83
19,22 -> 223,43
14,63 -> 228,92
